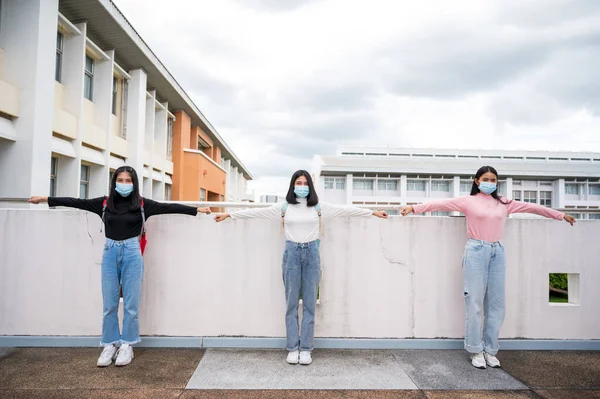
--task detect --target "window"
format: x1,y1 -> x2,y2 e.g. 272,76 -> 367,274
111,77 -> 118,115
407,180 -> 425,191
325,178 -> 345,190
80,164 -> 90,199
524,190 -> 537,204
84,55 -> 94,101
431,211 -> 449,216
200,188 -> 206,202
354,179 -> 374,191
460,181 -> 472,193
378,179 -> 398,191
589,185 -> 600,195
512,190 -> 521,201
165,184 -> 171,201
540,191 -> 552,207
589,214 -> 600,220
431,181 -> 450,192
167,118 -> 174,155
50,157 -> 58,196
565,184 -> 579,195
386,210 -> 399,216
55,32 -> 63,82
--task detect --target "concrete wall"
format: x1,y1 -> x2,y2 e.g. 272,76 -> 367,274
0,210 -> 598,340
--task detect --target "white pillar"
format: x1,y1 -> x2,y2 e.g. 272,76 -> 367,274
506,177 -> 513,200
345,174 -> 353,205
0,0 -> 59,200
400,175 -> 407,205
125,69 -> 147,192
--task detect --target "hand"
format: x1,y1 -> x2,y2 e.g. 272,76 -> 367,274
214,213 -> 230,222
372,210 -> 388,219
197,207 -> 212,215
401,206 -> 414,216
28,196 -> 48,204
563,214 -> 576,226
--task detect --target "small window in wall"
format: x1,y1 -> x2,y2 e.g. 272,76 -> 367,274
354,179 -> 374,191
565,183 -> 579,195
324,178 -> 334,190
523,190 -> 537,204
200,188 -> 206,202
167,118 -> 174,156
80,164 -> 90,199
165,183 -> 171,201
460,181 -> 472,193
549,273 -> 580,305
431,211 -> 449,216
513,190 -> 521,201
589,214 -> 600,220
431,180 -> 450,192
386,209 -> 399,216
84,55 -> 94,101
378,179 -> 398,191
407,180 -> 426,191
55,32 -> 64,82
336,178 -> 345,190
589,185 -> 600,195
112,77 -> 118,115
540,191 -> 552,207
50,157 -> 58,197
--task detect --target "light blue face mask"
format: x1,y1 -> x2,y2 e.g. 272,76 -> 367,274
115,183 -> 134,197
479,181 -> 497,195
294,186 -> 309,198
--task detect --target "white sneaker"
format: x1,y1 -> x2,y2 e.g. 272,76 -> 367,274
286,350 -> 299,365
115,343 -> 134,367
97,344 -> 117,367
299,351 -> 312,365
484,352 -> 501,368
470,352 -> 487,369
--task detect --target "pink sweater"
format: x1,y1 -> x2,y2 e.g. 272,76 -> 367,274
412,193 -> 565,242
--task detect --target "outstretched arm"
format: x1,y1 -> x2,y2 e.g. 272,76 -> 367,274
214,204 -> 280,222
30,196 -> 105,217
506,200 -> 575,226
401,197 -> 468,216
143,198 -> 210,218
320,203 -> 388,219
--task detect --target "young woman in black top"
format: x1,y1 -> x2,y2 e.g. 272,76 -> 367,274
29,166 -> 211,367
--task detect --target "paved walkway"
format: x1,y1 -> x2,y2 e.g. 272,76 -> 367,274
0,348 -> 599,398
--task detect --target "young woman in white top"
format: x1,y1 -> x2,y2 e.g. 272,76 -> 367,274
214,170 -> 388,365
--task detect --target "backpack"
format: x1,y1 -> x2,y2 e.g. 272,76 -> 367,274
280,202 -> 323,237
101,197 -> 147,255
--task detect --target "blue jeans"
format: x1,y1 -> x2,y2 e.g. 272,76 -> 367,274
100,237 -> 144,346
282,240 -> 321,352
462,239 -> 506,355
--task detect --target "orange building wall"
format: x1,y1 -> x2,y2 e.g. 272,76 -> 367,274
172,111 -> 226,202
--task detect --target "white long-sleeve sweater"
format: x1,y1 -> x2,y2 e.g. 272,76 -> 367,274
230,199 -> 373,243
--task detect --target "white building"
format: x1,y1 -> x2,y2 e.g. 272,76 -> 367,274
0,0 -> 251,206
313,146 -> 600,219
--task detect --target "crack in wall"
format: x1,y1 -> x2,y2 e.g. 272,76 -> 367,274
378,222 -> 416,336
84,212 -> 94,245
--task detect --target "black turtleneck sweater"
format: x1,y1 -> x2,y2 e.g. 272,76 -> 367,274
48,195 -> 198,241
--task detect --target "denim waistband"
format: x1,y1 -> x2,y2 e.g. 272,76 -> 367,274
468,238 -> 501,246
105,237 -> 140,247
285,240 -> 320,249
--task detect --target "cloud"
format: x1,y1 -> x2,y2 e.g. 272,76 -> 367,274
113,0 -> 600,198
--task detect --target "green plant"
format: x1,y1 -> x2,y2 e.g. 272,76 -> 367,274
549,273 -> 568,291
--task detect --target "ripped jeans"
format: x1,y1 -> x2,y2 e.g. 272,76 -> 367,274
462,239 -> 506,355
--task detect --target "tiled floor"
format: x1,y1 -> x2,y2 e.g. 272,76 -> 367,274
0,348 -> 599,398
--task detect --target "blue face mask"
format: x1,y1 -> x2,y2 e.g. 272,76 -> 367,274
294,186 -> 309,198
479,181 -> 497,195
115,183 -> 134,197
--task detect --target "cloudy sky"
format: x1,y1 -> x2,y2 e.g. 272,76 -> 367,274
114,0 -> 600,197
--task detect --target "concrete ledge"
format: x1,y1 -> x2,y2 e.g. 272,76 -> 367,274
1,336 -> 599,350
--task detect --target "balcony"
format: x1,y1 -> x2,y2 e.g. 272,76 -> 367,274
0,207 -> 598,396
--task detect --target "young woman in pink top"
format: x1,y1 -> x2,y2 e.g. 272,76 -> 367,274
401,166 -> 575,369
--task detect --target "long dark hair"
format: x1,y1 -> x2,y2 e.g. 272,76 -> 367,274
286,170 -> 319,206
107,165 -> 142,212
470,166 -> 509,204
